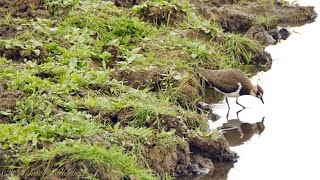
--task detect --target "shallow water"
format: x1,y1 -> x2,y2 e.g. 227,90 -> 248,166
185,0 -> 320,179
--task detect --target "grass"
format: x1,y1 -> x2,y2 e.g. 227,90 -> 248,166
0,0 -> 266,178
20,142 -> 155,179
254,14 -> 278,30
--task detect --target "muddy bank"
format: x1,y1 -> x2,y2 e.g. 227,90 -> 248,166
192,1 -> 316,46
94,108 -> 238,177
192,1 -> 317,31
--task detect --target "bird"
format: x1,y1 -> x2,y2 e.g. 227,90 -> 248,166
220,117 -> 265,147
198,68 -> 264,110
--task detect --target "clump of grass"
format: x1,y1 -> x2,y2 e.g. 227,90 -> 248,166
133,0 -> 192,26
20,141 -> 156,179
254,14 -> 278,30
221,33 -> 261,64
44,0 -> 79,16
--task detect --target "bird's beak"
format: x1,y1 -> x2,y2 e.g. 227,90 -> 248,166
260,96 -> 264,104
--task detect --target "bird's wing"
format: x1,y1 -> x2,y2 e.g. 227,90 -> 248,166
210,71 -> 241,93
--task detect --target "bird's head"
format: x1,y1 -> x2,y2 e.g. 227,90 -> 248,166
251,84 -> 264,104
254,117 -> 265,135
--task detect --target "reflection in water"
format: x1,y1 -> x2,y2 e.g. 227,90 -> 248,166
221,117 -> 265,147
178,162 -> 234,180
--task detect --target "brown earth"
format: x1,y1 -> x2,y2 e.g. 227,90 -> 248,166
139,3 -> 186,26
0,24 -> 19,39
191,1 -> 316,47
192,1 -> 317,32
0,47 -> 49,64
0,0 -> 50,19
0,81 -> 23,124
112,67 -> 164,90
90,107 -> 237,176
153,115 -> 238,175
113,0 -> 139,8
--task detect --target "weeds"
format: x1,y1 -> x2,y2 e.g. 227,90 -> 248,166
254,14 -> 278,30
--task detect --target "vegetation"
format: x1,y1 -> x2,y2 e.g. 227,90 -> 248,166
0,0 -> 276,178
254,14 -> 278,30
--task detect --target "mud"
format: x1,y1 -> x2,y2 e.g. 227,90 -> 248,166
145,114 -> 236,176
143,142 -> 192,176
240,3 -> 317,26
0,25 -> 19,39
191,1 -> 316,47
0,47 -> 48,64
245,25 -> 276,45
0,0 -> 50,19
139,3 -> 186,26
113,0 -> 139,8
112,67 -> 163,90
193,2 -> 316,32
144,142 -> 215,177
0,81 -> 23,124
188,131 -> 238,162
251,49 -> 272,68
96,108 -> 237,176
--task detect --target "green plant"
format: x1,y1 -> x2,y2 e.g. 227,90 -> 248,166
221,33 -> 260,64
20,141 -> 156,179
254,14 -> 278,30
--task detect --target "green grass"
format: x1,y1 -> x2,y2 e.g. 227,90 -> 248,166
254,14 -> 278,30
20,142 -> 155,179
0,0 -> 267,178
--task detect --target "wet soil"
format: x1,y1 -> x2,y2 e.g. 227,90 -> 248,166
0,81 -> 23,124
0,24 -> 19,39
113,0 -> 140,8
191,1 -> 316,47
193,1 -> 316,32
138,2 -> 186,26
0,47 -> 49,64
93,107 -> 237,176
145,114 -> 237,176
112,67 -> 163,90
0,0 -> 50,19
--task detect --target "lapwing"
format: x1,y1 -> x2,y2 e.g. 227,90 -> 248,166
221,117 -> 265,147
198,68 -> 264,109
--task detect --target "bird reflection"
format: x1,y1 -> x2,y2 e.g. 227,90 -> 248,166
220,117 -> 265,147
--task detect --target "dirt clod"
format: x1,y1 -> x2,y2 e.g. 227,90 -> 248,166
0,47 -> 48,63
0,81 -> 24,124
138,3 -> 186,26
0,0 -> 51,19
113,67 -> 163,90
113,0 -> 138,8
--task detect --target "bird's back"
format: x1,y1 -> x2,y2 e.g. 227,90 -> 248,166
199,68 -> 253,95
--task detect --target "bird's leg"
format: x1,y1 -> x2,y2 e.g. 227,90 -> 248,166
226,97 -> 230,119
226,108 -> 230,119
236,97 -> 245,109
225,97 -> 230,109
236,108 -> 244,119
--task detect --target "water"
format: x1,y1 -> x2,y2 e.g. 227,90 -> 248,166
197,0 -> 320,179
